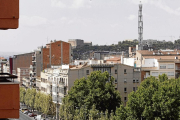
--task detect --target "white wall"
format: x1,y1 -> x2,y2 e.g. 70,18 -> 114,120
123,58 -> 135,66
142,59 -> 158,67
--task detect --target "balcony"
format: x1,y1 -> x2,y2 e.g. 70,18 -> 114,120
32,62 -> 36,66
32,54 -> 35,58
32,68 -> 36,72
175,67 -> 180,70
32,59 -> 36,62
134,68 -> 141,72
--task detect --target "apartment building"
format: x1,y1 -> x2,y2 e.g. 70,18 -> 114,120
142,59 -> 180,80
135,50 -> 180,81
38,63 -> 141,105
12,40 -> 72,89
39,67 -> 66,104
42,40 -> 72,70
13,52 -> 34,74
17,67 -> 30,85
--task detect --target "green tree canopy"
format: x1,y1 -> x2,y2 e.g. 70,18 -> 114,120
20,87 -> 26,104
60,71 -> 121,119
117,74 -> 180,120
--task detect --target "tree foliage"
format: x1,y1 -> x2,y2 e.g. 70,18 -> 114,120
60,71 -> 121,119
116,74 -> 180,120
21,88 -> 55,116
20,87 -> 26,104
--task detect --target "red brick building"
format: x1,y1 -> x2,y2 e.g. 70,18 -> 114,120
42,40 -> 72,70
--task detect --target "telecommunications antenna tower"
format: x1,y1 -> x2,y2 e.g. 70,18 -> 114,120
138,1 -> 143,50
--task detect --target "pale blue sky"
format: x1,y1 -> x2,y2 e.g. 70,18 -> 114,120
1,0 -> 180,52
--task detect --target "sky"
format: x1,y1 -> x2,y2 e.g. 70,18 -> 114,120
1,0 -> 180,53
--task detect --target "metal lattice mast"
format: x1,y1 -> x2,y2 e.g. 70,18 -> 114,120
138,1 -> 143,50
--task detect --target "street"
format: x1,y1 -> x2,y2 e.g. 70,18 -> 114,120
9,111 -> 34,120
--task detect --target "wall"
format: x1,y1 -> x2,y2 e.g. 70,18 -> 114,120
0,84 -> 19,118
0,0 -> 19,29
150,62 -> 175,79
113,64 -> 141,105
68,66 -> 93,91
43,41 -> 71,70
142,59 -> 158,67
42,48 -> 50,70
17,67 -> 29,85
36,51 -> 42,77
13,52 -> 33,74
123,58 -> 135,67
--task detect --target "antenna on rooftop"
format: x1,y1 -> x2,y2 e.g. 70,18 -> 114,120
138,1 -> 143,50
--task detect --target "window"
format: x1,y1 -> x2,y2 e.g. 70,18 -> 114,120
160,64 -> 166,69
133,79 -> 135,83
133,87 -> 136,91
136,80 -> 139,83
160,72 -> 166,75
124,69 -> 127,74
86,70 -> 89,75
22,70 -> 26,75
152,72 -> 158,76
124,97 -> 127,102
115,69 -> 117,74
115,79 -> 117,83
124,79 -> 127,83
124,87 -> 127,92
167,72 -> 174,76
167,64 -> 174,69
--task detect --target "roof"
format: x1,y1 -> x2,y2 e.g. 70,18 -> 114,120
143,56 -> 180,60
0,57 -> 5,60
137,50 -> 180,55
14,52 -> 34,56
0,73 -> 18,83
106,57 -> 121,61
137,50 -> 180,60
46,40 -> 70,45
70,64 -> 89,70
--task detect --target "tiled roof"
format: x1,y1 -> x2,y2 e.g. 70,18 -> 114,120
137,50 -> 180,55
106,57 -> 121,61
0,57 -> 5,60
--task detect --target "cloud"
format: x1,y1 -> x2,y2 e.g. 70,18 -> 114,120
129,0 -> 180,16
20,16 -> 47,27
72,0 -> 84,8
51,0 -> 90,9
154,0 -> 180,16
128,15 -> 136,20
51,0 -> 66,8
110,23 -> 119,28
129,0 -> 149,5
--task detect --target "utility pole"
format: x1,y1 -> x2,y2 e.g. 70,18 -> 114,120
138,1 -> 143,50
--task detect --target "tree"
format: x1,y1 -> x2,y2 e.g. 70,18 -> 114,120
117,74 -> 180,120
60,71 -> 121,119
24,88 -> 36,111
34,91 -> 41,111
20,87 -> 26,104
